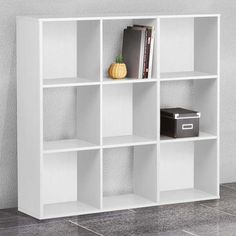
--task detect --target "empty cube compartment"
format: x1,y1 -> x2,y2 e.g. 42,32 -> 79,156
103,82 -> 157,147
43,85 -> 100,153
103,145 -> 158,210
160,16 -> 218,80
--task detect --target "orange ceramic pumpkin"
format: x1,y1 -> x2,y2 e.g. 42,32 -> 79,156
108,55 -> 127,79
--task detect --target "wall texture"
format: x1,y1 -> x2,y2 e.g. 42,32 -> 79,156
0,0 -> 235,209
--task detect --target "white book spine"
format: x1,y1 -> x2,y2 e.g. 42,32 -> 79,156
148,27 -> 155,79
138,30 -> 145,79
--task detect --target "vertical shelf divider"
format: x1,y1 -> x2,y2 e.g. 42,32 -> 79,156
39,20 -> 44,219
216,15 -> 220,197
156,16 -> 161,203
100,18 -> 104,209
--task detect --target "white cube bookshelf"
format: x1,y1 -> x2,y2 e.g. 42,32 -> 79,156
17,14 -> 220,219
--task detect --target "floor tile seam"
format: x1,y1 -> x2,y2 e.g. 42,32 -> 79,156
0,219 -> 68,231
199,203 -> 236,217
182,229 -> 199,236
127,209 -> 136,213
69,220 -> 104,236
221,185 -> 236,192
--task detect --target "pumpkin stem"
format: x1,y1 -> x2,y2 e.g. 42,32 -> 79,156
116,55 -> 124,63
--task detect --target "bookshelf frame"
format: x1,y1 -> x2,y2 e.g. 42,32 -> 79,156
17,14 -> 220,219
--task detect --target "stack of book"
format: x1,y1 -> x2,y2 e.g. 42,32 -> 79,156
122,25 -> 155,79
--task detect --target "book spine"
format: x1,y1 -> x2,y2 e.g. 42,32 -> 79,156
142,29 -> 148,79
138,30 -> 145,79
145,28 -> 152,78
148,27 -> 155,79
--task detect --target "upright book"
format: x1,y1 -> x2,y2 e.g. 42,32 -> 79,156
122,27 -> 146,79
133,25 -> 155,79
122,25 -> 155,79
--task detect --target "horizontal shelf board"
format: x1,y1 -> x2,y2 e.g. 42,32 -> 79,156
103,194 -> 155,211
103,135 -> 157,148
25,14 -> 220,22
43,201 -> 99,219
160,71 -> 217,81
43,139 -> 100,154
103,77 -> 157,85
42,190 -> 218,218
158,14 -> 220,19
160,132 -> 217,143
43,78 -> 100,88
160,188 -> 218,205
34,15 -> 160,22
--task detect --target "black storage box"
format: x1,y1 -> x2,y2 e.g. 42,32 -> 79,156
161,108 -> 200,138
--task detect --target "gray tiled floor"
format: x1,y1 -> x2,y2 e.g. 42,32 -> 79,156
1,184 -> 236,235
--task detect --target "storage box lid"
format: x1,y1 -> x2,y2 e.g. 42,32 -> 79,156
161,107 -> 200,119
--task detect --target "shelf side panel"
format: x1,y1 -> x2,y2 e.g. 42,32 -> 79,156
43,21 -> 77,79
194,140 -> 218,196
193,79 -> 217,135
133,83 -> 157,139
77,20 -> 100,81
194,17 -> 218,74
77,86 -> 100,144
134,145 -> 158,202
77,150 -> 102,208
17,18 -> 42,218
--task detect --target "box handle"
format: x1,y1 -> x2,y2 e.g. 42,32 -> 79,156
182,124 -> 193,130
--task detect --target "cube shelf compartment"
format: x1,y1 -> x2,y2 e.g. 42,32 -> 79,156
103,145 -> 158,210
103,18 -> 158,80
160,16 -> 218,81
43,86 -> 100,153
17,14 -> 220,219
42,20 -> 101,86
159,140 -> 218,204
43,150 -> 101,219
102,83 -> 157,148
160,79 -> 218,141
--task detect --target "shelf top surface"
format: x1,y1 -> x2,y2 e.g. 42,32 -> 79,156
42,71 -> 218,88
103,135 -> 157,148
17,13 -> 220,22
44,139 -> 100,153
160,71 -> 218,81
160,131 -> 217,143
43,77 -> 100,88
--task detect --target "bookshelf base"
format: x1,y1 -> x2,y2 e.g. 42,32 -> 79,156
43,201 -> 99,219
103,194 -> 155,211
160,188 -> 218,205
